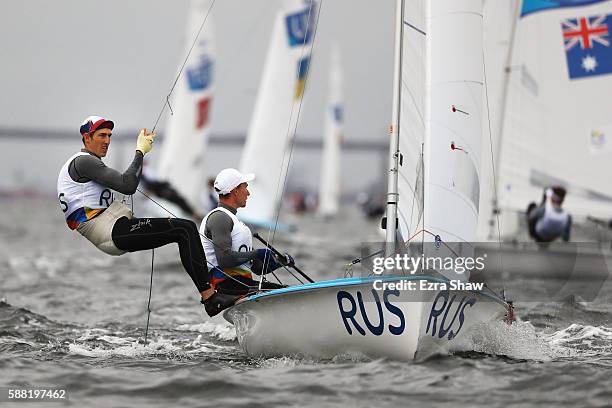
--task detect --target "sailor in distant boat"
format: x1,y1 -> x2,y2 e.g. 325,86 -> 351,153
140,161 -> 203,220
57,116 -> 239,316
200,168 -> 292,295
526,186 -> 572,242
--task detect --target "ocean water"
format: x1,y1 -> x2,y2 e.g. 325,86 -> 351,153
1,196 -> 611,407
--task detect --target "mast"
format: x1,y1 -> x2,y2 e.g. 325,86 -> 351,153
384,0 -> 405,251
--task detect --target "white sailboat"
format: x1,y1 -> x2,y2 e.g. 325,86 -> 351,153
153,0 -> 215,216
317,44 -> 343,217
238,0 -> 317,229
223,0 -> 511,361
484,0 -> 612,239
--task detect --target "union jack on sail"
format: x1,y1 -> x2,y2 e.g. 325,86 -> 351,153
563,15 -> 609,50
561,14 -> 612,79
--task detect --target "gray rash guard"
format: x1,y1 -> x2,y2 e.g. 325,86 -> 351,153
204,203 -> 258,269
68,149 -> 143,194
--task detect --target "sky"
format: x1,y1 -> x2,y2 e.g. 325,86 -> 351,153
5,0 -> 609,232
0,0 -> 395,139
0,0 -> 397,194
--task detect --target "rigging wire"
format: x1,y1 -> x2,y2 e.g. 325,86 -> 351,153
136,187 -> 301,286
132,2 -> 318,333
482,49 -> 507,300
144,248 -> 154,344
150,0 -> 217,133
131,0 -> 235,341
407,148 -> 425,239
260,0 -> 325,288
135,188 -> 252,289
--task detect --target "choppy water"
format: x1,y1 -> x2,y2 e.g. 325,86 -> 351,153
1,196 -> 612,407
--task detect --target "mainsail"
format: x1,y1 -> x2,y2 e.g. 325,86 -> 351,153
494,1 -> 612,236
239,0 -> 317,224
156,0 -> 215,212
389,0 -> 484,281
318,44 -> 343,217
395,0 -> 426,243
425,1 -> 484,244
396,0 -> 484,243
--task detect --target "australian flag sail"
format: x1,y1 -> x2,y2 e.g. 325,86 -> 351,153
521,0 -> 611,17
562,13 -> 612,79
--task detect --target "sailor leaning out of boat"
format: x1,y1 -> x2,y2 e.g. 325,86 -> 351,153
199,168 -> 294,296
526,186 -> 572,243
56,115 -> 237,317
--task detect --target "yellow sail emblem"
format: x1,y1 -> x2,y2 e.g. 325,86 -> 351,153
294,56 -> 310,100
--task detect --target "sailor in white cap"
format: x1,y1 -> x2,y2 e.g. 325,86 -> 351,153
200,168 -> 293,295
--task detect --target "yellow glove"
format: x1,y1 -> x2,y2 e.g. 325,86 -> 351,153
136,128 -> 156,155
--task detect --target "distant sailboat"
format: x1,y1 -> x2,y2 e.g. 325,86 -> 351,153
154,0 -> 215,216
318,44 -> 343,217
484,0 -> 612,239
224,0 -> 511,361
239,0 -> 317,229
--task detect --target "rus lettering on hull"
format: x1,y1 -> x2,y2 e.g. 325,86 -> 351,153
426,290 -> 476,340
337,289 -> 405,336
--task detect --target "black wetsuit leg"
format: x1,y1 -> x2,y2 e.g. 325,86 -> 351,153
526,202 -> 539,240
111,217 -> 211,292
215,275 -> 286,296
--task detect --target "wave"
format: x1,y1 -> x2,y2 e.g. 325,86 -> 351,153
175,321 -> 236,342
67,336 -> 183,358
545,324 -> 612,357
454,320 -> 556,361
64,323 -> 241,361
0,299 -> 62,329
451,317 -> 612,362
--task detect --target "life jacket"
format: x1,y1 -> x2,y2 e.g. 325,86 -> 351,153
200,207 -> 253,287
57,152 -> 114,229
535,201 -> 569,241
57,152 -> 132,255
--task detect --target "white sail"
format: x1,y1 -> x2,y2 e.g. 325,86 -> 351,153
425,0 -> 484,243
156,0 -> 215,211
397,0 -> 483,273
390,0 -> 484,283
494,1 -> 612,236
239,0 -> 317,223
396,0 -> 427,243
318,44 -> 343,217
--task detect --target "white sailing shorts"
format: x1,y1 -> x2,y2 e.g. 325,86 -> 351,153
76,201 -> 133,256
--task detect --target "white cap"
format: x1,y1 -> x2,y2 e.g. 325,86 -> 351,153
214,168 -> 255,194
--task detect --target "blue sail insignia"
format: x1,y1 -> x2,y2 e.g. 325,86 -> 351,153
285,4 -> 315,46
521,0 -> 611,17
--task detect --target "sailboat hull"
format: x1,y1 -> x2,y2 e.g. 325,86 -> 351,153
224,276 -> 508,360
